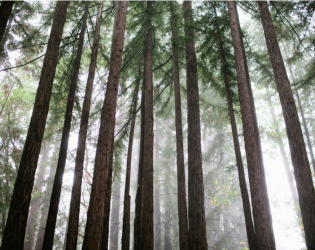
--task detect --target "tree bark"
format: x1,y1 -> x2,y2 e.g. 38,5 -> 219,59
24,143 -> 49,250
42,5 -> 88,250
227,2 -> 276,249
257,2 -> 315,249
109,174 -> 121,250
169,2 -> 189,250
213,4 -> 256,250
0,1 -> 14,48
183,2 -> 208,249
121,61 -> 141,250
0,2 -> 69,249
82,2 -> 128,249
140,1 -> 154,249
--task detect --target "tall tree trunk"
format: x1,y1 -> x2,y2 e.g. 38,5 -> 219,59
213,4 -> 256,250
183,2 -> 208,249
163,202 -> 172,250
34,137 -> 60,250
133,87 -> 145,250
43,5 -> 88,250
227,2 -> 276,249
82,2 -> 128,249
0,1 -> 14,48
257,2 -> 315,249
154,125 -> 161,250
24,143 -> 49,250
121,61 -> 141,250
64,2 -> 102,249
109,174 -> 121,250
141,1 -> 154,249
169,2 -> 189,250
0,2 -> 69,249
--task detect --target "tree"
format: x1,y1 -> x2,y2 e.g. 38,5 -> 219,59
42,4 -> 88,249
257,2 -> 315,248
183,1 -> 208,249
0,1 -> 14,49
227,2 -> 276,249
169,2 -> 189,249
0,2 -> 69,249
82,2 -> 128,249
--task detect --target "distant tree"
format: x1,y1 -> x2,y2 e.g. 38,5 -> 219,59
0,2 -> 69,249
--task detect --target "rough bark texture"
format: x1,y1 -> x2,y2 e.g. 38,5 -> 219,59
141,2 -> 154,249
0,1 -> 14,47
227,2 -> 276,250
169,2 -> 189,250
63,2 -> 102,249
213,5 -> 256,249
0,3 -> 69,249
257,2 -> 315,249
42,5 -> 88,250
133,87 -> 145,250
82,2 -> 128,249
121,63 -> 141,250
183,2 -> 207,249
109,175 -> 121,250
24,143 -> 49,250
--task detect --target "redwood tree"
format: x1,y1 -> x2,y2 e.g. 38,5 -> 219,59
258,2 -> 315,248
64,2 -> 103,249
227,2 -> 276,249
0,1 -> 14,47
183,1 -> 207,249
0,2 -> 69,249
42,4 -> 88,249
82,2 -> 128,249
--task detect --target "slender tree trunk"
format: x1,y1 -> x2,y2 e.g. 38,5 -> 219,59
24,143 -> 49,250
183,2 -> 207,249
63,2 -> 102,249
42,5 -> 88,250
141,1 -> 154,249
257,2 -> 315,249
227,2 -> 276,249
109,175 -> 121,250
213,4 -> 256,250
163,203 -> 172,250
82,2 -> 128,249
0,3 -> 69,249
169,2 -> 189,250
133,87 -> 145,250
0,1 -> 14,47
121,61 -> 141,250
34,137 -> 60,250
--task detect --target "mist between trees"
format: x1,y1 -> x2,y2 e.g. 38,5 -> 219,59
0,1 -> 314,250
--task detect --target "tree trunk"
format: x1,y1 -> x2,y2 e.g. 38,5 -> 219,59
140,1 -> 154,249
64,1 -> 101,249
0,2 -> 69,249
24,143 -> 49,250
43,5 -> 88,250
0,1 -> 14,47
183,2 -> 208,249
133,87 -> 145,250
169,2 -> 189,250
109,174 -> 121,250
163,203 -> 172,250
154,126 -> 161,250
34,137 -> 60,250
121,61 -> 141,250
213,4 -> 256,250
82,2 -> 128,249
227,2 -> 276,249
257,2 -> 315,249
